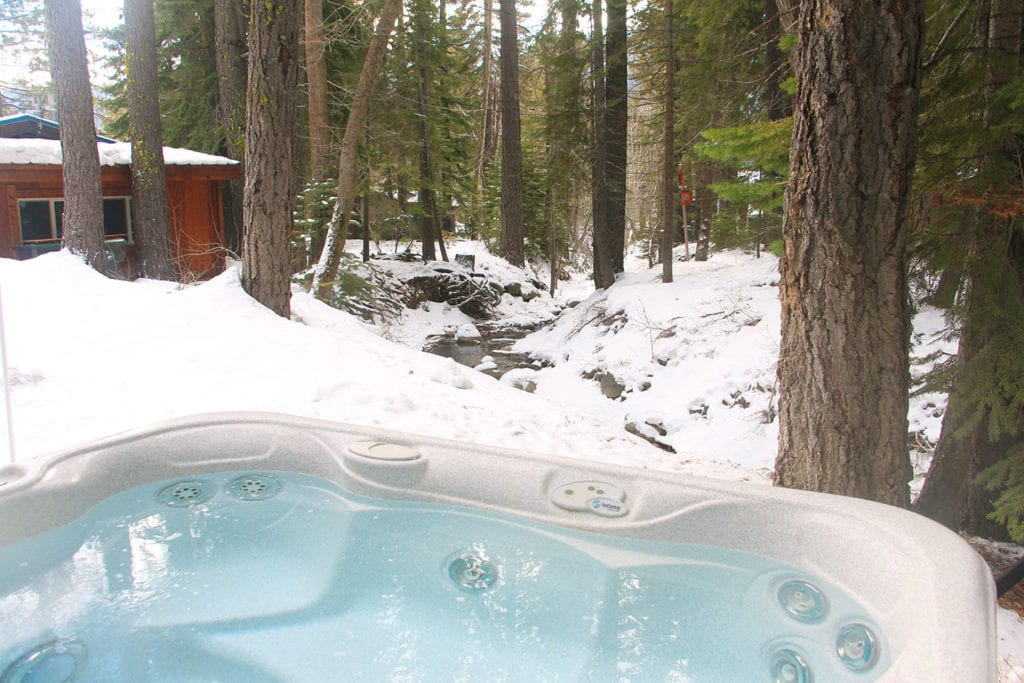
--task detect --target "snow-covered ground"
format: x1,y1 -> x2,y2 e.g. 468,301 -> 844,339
0,242 -> 1021,678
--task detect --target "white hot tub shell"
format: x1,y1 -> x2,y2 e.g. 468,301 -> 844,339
0,412 -> 997,681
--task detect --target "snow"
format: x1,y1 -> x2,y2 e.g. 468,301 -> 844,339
0,138 -> 238,167
0,242 -> 1021,675
514,250 -> 780,478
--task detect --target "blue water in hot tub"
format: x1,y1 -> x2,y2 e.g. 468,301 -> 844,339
0,471 -> 885,682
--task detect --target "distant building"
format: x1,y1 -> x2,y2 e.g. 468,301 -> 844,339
0,114 -> 240,279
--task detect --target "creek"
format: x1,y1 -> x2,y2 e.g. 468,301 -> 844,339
423,325 -> 542,382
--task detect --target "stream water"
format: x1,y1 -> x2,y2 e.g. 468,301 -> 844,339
423,326 -> 541,382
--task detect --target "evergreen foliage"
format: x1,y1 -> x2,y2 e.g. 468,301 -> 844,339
630,0 -> 791,257
0,0 -> 50,116
696,117 -> 790,252
912,0 -> 1024,540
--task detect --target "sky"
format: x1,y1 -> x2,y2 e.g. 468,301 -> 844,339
0,240 -> 1021,677
0,0 -> 122,94
81,0 -> 123,29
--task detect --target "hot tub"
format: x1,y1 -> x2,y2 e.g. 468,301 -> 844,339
0,413 -> 995,681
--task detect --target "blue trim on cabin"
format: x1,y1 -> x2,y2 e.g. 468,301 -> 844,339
0,114 -> 118,143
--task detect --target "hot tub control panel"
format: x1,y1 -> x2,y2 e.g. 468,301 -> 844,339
550,481 -> 628,518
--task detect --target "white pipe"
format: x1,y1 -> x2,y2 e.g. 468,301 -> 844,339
0,283 -> 13,464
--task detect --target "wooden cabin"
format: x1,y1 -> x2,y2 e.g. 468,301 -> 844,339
0,114 -> 240,279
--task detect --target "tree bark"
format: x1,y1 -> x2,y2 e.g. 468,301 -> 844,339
591,0 -> 613,289
474,0 -> 496,224
414,0 -> 439,261
45,0 -> 105,272
660,0 -> 674,284
313,0 -> 403,296
763,0 -> 791,122
498,0 -> 525,267
242,0 -> 301,317
213,0 -> 247,254
305,0 -> 332,180
774,0 -> 924,507
774,0 -> 799,36
125,0 -> 177,281
604,0 -> 628,275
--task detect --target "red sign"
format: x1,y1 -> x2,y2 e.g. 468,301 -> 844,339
680,189 -> 693,206
678,166 -> 685,188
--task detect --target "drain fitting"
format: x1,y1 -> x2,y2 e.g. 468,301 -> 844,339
447,551 -> 498,591
1,639 -> 86,683
156,480 -> 213,507
226,474 -> 282,501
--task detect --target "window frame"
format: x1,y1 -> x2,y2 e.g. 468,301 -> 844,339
17,196 -> 134,245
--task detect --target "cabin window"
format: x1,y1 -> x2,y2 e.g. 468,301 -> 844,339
101,198 -> 131,239
17,199 -> 62,241
17,197 -> 132,244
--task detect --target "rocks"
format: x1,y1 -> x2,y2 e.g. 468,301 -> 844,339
455,323 -> 482,343
474,355 -> 498,372
582,368 -> 626,400
688,400 -> 709,418
624,420 -> 676,452
722,390 -> 750,409
405,271 -> 503,318
500,368 -> 538,393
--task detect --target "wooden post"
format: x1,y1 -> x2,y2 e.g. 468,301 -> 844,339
678,167 -> 692,261
682,202 -> 689,261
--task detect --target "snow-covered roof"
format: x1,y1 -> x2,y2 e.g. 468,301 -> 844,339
0,113 -> 117,143
0,137 -> 238,167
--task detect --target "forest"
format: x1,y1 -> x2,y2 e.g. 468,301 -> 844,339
0,0 -> 1022,544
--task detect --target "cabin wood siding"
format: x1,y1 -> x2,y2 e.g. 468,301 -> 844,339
0,163 -> 238,279
167,180 -> 225,278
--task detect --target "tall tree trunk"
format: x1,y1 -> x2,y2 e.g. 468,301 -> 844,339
242,0 -> 301,317
498,0 -> 525,267
361,192 -> 371,262
474,0 -> 495,225
125,0 -> 177,281
591,0 -> 613,289
414,0 -> 438,261
45,0 -> 105,272
916,0 -> 1024,537
213,0 -> 247,254
305,0 -> 331,181
313,0 -> 403,296
660,0 -> 674,284
773,0 -> 924,507
604,0 -> 627,275
547,0 -> 584,295
774,0 -> 799,36
763,0 -> 791,122
544,56 -> 558,295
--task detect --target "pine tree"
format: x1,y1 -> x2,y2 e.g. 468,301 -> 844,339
604,0 -> 627,275
538,0 -> 588,291
412,0 -> 441,261
242,0 -> 301,317
660,0 -> 675,283
125,0 -> 178,280
915,0 -> 1024,540
498,0 -> 525,266
591,0 -> 613,288
45,0 -> 105,272
212,0 -> 247,253
774,0 -> 923,507
306,0 -> 332,182
313,0 -> 403,296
